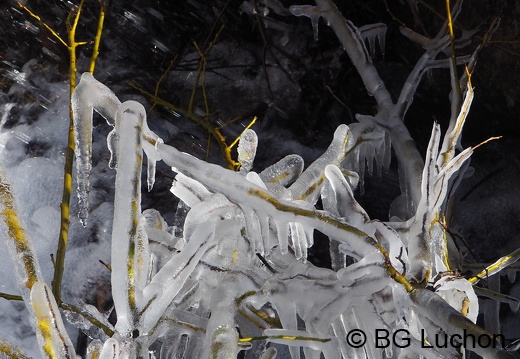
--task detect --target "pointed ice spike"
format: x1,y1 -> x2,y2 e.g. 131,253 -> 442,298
72,73 -> 121,225
359,23 -> 387,59
141,119 -> 163,191
289,5 -> 322,40
276,221 -> 289,255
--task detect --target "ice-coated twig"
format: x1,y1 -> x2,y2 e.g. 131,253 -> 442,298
237,129 -> 258,175
30,281 -> 77,359
411,288 -> 515,359
141,220 -> 216,334
110,100 -> 149,336
203,274 -> 242,358
157,141 -> 378,259
438,79 -> 474,169
64,47 -> 514,358
0,166 -> 42,301
469,246 -> 520,285
1,166 -> 78,359
98,338 -> 119,359
0,339 -> 31,358
288,124 -> 350,203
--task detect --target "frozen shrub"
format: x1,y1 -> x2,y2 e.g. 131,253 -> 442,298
1,1 -> 519,358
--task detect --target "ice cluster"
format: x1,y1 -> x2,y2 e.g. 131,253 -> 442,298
3,70 -> 505,358
1,0 -> 519,358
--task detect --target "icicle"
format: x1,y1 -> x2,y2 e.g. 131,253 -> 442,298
30,281 -> 77,359
358,23 -> 387,59
86,339 -> 103,359
507,268 -> 517,283
240,204 -> 264,255
276,221 -> 290,255
474,286 -> 520,314
289,222 -> 308,261
72,73 -> 121,225
238,129 -> 258,175
289,5 -> 322,41
260,347 -> 277,359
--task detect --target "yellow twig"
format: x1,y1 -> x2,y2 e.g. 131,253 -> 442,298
469,246 -> 520,284
238,334 -> 331,343
0,292 -> 23,301
17,3 -> 68,48
445,0 -> 462,104
89,1 -> 107,74
129,81 -> 240,169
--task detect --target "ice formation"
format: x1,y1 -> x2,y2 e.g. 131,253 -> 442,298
10,69 -> 503,358
1,1 -> 518,358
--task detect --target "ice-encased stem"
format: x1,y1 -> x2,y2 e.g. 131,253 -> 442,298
0,339 -> 31,359
203,274 -> 241,359
237,129 -> 258,175
411,288 -> 515,359
31,281 -> 77,359
1,167 -> 77,358
141,220 -> 215,334
110,101 -> 148,336
289,124 -> 349,203
0,166 -> 42,300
